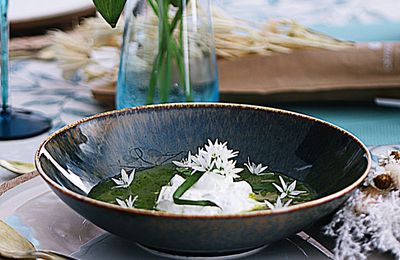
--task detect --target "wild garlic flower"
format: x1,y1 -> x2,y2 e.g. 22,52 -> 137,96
172,139 -> 243,177
272,176 -> 306,199
265,197 -> 293,210
112,169 -> 135,188
214,158 -> 243,177
173,151 -> 193,169
244,157 -> 270,175
191,148 -> 214,172
204,139 -> 239,160
190,139 -> 243,177
116,195 -> 138,208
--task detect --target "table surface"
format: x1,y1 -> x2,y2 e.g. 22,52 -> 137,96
2,2 -> 400,254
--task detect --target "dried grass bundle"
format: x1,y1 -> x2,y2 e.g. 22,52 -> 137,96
44,6 -> 352,84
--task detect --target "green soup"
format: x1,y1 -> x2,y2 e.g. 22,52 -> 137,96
88,163 -> 316,211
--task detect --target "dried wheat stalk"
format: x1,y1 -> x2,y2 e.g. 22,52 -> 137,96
42,5 -> 352,84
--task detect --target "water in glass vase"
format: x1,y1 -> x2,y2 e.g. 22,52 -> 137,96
117,69 -> 219,109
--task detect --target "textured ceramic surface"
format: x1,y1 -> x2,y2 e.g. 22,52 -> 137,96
35,103 -> 371,255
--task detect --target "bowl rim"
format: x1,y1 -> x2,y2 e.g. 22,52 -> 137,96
35,102 -> 372,219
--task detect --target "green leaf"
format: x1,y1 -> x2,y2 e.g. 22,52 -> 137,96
93,0 -> 126,28
170,0 -> 181,7
176,167 -> 191,177
147,0 -> 159,16
173,172 -> 219,207
160,0 -> 172,103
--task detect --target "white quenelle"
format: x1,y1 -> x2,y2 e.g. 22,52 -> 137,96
155,139 -> 264,215
155,172 -> 263,215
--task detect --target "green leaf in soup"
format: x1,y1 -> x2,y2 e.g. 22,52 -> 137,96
173,172 -> 219,207
92,0 -> 126,28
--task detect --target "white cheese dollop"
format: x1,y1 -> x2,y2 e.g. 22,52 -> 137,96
155,172 -> 263,215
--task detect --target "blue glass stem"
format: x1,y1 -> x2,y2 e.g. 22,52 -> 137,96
0,0 -> 8,113
0,0 -> 51,140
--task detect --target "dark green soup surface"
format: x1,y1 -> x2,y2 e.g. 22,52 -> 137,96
88,163 -> 316,211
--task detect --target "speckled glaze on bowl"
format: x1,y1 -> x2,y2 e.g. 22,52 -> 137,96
35,103 -> 371,256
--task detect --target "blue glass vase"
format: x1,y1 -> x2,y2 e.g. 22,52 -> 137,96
116,0 -> 219,109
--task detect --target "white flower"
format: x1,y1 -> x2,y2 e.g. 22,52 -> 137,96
265,197 -> 293,210
173,151 -> 193,168
204,139 -> 238,161
112,169 -> 135,188
189,139 -> 243,177
214,159 -> 243,177
272,176 -> 306,199
191,148 -> 214,173
116,195 -> 138,208
244,157 -> 270,175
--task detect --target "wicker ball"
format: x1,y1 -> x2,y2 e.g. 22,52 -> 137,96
373,174 -> 393,190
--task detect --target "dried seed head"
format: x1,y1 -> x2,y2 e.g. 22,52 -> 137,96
390,151 -> 400,160
373,174 -> 393,190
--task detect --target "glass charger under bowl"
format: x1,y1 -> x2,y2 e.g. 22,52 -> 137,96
0,175 -> 332,259
1,145 -> 397,259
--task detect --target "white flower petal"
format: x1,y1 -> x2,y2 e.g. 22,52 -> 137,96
284,199 -> 293,207
127,195 -> 138,208
265,200 -> 275,209
116,198 -> 127,208
272,182 -> 284,193
230,167 -> 244,174
275,197 -> 283,208
116,195 -> 138,208
256,172 -> 273,176
279,176 -> 287,190
290,190 -> 306,196
288,180 -> 297,192
128,169 -> 135,185
173,161 -> 186,167
259,165 -> 269,173
111,178 -> 124,186
121,169 -> 128,183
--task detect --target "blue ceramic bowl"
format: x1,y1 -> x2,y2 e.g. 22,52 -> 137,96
35,103 -> 371,256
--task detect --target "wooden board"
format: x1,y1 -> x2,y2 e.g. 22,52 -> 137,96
92,42 -> 400,107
